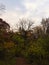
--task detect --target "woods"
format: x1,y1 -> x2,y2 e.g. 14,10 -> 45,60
0,18 -> 49,65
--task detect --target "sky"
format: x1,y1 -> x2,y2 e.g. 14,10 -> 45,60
0,0 -> 49,29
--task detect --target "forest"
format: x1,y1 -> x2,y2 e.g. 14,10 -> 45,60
0,18 -> 49,65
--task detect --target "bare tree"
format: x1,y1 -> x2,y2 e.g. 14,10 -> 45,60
15,19 -> 34,38
18,19 -> 34,32
0,3 -> 6,15
27,20 -> 34,31
41,18 -> 49,34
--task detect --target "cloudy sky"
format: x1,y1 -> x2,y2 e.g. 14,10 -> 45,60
0,0 -> 49,28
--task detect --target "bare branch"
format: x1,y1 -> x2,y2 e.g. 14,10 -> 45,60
17,19 -> 34,32
0,3 -> 6,15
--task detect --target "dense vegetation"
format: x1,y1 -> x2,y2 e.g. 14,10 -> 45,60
0,18 -> 49,65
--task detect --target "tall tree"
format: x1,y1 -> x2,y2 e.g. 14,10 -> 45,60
18,19 -> 34,32
41,18 -> 49,34
16,19 -> 34,39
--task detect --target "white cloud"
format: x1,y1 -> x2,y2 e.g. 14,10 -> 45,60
25,2 -> 37,11
22,0 -> 46,18
0,0 -> 49,29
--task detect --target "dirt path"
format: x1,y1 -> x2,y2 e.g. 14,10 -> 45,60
16,57 -> 31,65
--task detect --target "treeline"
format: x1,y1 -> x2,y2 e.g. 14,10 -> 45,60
0,18 -> 49,65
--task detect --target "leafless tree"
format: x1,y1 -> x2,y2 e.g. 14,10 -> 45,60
41,18 -> 49,34
18,19 -> 34,32
0,3 -> 6,15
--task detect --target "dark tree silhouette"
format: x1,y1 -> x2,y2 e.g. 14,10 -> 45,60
0,18 -> 10,32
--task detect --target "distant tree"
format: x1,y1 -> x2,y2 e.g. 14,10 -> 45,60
0,3 -> 6,15
46,18 -> 49,34
33,26 -> 43,38
41,18 -> 46,34
41,18 -> 49,34
17,19 -> 34,39
19,19 -> 34,31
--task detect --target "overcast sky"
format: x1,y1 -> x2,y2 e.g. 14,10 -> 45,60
0,0 -> 49,29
